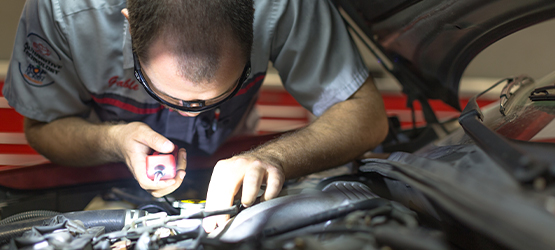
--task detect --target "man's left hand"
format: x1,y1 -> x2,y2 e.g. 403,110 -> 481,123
202,154 -> 285,232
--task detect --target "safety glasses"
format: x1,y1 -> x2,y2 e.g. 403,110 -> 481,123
133,52 -> 251,113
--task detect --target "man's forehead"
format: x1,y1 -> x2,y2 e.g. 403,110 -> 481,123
140,34 -> 247,98
141,60 -> 243,102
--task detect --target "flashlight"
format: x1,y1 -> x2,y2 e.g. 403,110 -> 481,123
146,148 -> 177,185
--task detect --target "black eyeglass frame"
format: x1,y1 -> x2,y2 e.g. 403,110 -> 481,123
133,52 -> 251,113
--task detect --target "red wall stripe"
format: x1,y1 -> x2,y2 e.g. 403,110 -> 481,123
237,75 -> 265,96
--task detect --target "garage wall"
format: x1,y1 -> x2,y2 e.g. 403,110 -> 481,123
0,1 -> 25,61
463,19 -> 555,79
1,2 -> 555,79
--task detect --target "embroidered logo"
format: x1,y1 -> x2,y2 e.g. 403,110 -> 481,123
32,42 -> 51,56
22,64 -> 46,84
108,76 -> 139,91
18,33 -> 62,87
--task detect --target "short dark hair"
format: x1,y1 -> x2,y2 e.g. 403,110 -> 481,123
128,0 -> 254,83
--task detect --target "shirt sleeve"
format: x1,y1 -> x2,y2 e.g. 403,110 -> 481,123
269,0 -> 369,117
2,0 -> 92,123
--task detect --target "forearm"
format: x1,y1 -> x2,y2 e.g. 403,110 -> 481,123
24,117 -> 122,166
249,77 -> 388,179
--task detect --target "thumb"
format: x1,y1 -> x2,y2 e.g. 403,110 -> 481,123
141,128 -> 174,154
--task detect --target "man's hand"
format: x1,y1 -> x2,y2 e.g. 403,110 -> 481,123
202,154 -> 285,232
200,77 -> 388,232
110,122 -> 187,197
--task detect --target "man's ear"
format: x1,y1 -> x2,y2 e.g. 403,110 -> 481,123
121,8 -> 130,21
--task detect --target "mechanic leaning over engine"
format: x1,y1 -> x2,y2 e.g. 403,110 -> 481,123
2,0 -> 388,231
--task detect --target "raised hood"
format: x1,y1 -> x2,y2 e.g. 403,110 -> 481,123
334,0 -> 555,111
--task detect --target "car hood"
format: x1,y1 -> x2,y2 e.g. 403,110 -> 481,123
335,0 -> 555,110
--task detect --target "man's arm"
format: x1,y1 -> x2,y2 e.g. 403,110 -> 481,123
25,117 -> 120,166
253,76 -> 388,180
24,117 -> 186,197
204,76 -> 388,230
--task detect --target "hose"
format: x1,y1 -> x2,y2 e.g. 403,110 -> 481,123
62,210 -> 136,232
0,216 -> 54,245
261,198 -> 391,238
0,209 -> 146,246
0,210 -> 61,225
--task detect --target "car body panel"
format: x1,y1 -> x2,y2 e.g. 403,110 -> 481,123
336,0 -> 555,110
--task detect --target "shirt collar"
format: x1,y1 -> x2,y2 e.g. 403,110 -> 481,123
122,19 -> 134,69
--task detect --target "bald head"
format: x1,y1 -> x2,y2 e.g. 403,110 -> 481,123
127,0 -> 254,83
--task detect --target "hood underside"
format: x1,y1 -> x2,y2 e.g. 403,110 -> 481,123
335,0 -> 555,111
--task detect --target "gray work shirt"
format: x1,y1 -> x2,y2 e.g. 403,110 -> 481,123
3,0 -> 369,155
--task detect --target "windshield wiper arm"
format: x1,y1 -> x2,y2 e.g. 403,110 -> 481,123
530,84 -> 555,101
459,76 -> 549,184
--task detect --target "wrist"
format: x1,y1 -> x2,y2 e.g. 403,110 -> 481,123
245,147 -> 286,172
103,122 -> 127,161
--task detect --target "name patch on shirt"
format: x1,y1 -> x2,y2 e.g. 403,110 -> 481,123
18,33 -> 62,87
108,76 -> 139,91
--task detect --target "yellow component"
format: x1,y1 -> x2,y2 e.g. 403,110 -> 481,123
180,199 -> 206,204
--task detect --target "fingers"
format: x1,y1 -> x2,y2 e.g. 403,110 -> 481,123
241,165 -> 265,206
203,156 -> 286,233
176,148 -> 187,173
138,125 -> 174,154
114,122 -> 184,197
150,179 -> 180,197
126,140 -> 174,191
203,160 -> 243,232
261,167 -> 285,202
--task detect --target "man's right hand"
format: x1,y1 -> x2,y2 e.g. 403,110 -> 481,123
109,122 -> 187,197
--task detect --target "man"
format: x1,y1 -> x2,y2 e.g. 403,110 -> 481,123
3,0 -> 388,231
